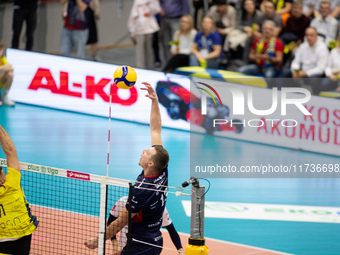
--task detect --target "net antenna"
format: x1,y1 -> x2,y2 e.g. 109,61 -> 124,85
182,177 -> 209,254
98,83 -> 114,254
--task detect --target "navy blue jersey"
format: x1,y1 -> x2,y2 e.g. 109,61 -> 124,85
125,166 -> 168,250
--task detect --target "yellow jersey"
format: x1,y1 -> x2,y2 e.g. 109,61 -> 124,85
0,56 -> 8,66
0,167 -> 38,240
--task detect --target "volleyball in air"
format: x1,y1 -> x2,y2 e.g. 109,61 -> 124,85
113,65 -> 137,89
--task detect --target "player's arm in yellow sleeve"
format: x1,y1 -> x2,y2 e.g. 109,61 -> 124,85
141,82 -> 163,146
0,125 -> 20,172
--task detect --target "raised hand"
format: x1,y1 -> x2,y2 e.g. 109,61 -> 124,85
140,82 -> 158,101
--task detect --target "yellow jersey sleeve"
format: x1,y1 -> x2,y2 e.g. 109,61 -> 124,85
0,56 -> 8,66
0,167 -> 38,240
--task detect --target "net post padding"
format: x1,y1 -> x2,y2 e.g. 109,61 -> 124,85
186,184 -> 209,255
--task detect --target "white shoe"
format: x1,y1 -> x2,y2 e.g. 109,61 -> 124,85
3,95 -> 15,106
0,100 -> 2,106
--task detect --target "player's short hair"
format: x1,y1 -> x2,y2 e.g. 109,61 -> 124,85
0,166 -> 2,173
0,41 -> 4,50
152,146 -> 169,171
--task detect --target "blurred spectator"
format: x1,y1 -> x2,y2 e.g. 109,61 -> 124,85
11,0 -> 39,51
282,27 -> 328,93
128,0 -> 161,69
59,0 -> 90,59
87,0 -> 100,61
311,0 -> 338,46
243,0 -> 282,63
224,0 -> 261,59
238,20 -> 284,78
160,0 -> 191,62
152,14 -> 162,68
163,15 -> 197,73
190,16 -> 222,69
207,0 -> 236,44
280,0 -> 310,47
193,0 -> 204,29
260,0 -> 292,15
0,41 -> 15,106
302,0 -> 315,17
314,34 -> 340,94
255,1 -> 283,37
260,0 -> 292,26
314,0 -> 340,17
237,0 -> 262,36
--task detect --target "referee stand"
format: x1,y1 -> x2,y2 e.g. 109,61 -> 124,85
182,177 -> 209,255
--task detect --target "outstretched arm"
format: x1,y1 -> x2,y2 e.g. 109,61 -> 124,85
141,82 -> 162,146
0,125 -> 20,172
85,208 -> 137,249
165,223 -> 183,252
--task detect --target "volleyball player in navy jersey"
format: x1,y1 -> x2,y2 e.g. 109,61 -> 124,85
85,82 -> 169,255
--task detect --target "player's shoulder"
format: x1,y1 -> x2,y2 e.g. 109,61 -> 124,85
8,167 -> 21,177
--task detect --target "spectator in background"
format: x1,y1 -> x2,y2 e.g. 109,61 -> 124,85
207,0 -> 236,45
0,42 -> 15,106
59,0 -> 89,59
193,0 -> 204,30
152,13 -> 162,68
242,1 -> 282,63
128,0 -> 161,70
311,0 -> 338,46
238,20 -> 284,78
163,15 -> 197,73
160,0 -> 191,62
224,0 -> 261,60
314,34 -> 340,94
260,0 -> 292,26
260,0 -> 292,15
280,0 -> 310,47
11,0 -> 38,51
255,1 -> 283,37
236,0 -> 262,37
190,16 -> 222,69
282,27 -> 328,93
313,0 -> 340,17
87,0 -> 100,61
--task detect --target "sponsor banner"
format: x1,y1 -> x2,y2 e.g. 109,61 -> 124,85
0,158 -> 61,177
7,49 -> 190,131
191,78 -> 340,156
67,170 -> 90,181
0,158 -> 131,186
7,50 -> 340,157
182,201 -> 340,224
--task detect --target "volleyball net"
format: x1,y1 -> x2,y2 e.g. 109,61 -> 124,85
0,159 -> 131,255
0,159 -> 193,255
